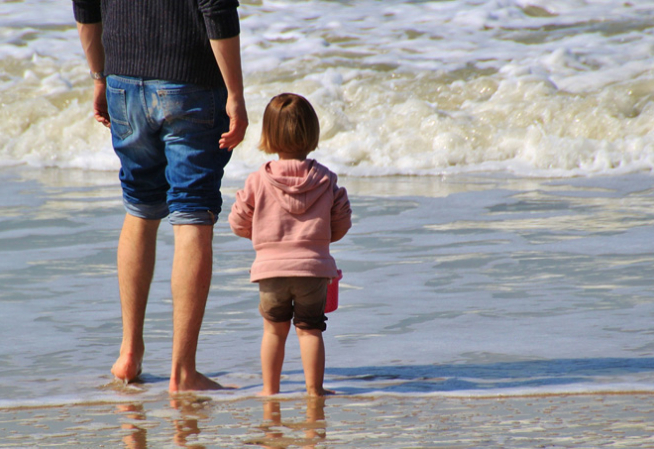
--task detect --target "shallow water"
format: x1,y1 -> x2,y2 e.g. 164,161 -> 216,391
1,168 -> 654,447
1,167 -> 653,410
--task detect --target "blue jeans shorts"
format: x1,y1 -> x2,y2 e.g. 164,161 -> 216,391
106,75 -> 232,225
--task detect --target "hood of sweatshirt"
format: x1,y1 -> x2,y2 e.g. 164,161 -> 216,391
260,159 -> 331,215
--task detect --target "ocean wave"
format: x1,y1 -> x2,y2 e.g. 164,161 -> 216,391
2,0 -> 654,178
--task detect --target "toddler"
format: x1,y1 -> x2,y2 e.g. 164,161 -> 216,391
229,93 -> 352,396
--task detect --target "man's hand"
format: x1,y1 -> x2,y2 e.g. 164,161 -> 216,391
219,94 -> 248,151
77,22 -> 109,127
93,80 -> 110,127
210,36 -> 247,151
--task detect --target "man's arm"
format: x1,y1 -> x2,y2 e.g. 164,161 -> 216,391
76,22 -> 110,127
211,36 -> 248,151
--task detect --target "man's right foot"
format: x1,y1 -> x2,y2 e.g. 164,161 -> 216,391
169,371 -> 230,392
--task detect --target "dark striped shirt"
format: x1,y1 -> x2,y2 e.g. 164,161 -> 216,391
72,0 -> 240,88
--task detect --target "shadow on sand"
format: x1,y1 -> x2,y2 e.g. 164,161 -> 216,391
311,357 -> 654,394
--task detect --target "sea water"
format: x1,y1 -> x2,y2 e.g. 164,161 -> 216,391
1,0 -> 654,413
4,0 -> 654,178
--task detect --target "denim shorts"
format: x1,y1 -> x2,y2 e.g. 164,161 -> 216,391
106,75 -> 232,225
258,277 -> 329,331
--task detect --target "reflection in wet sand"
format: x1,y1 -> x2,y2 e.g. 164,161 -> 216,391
247,397 -> 326,448
116,403 -> 147,449
170,395 -> 213,448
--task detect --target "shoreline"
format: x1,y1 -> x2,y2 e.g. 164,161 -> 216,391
2,392 -> 654,447
3,388 -> 654,410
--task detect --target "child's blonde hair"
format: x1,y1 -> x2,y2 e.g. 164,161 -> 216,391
259,93 -> 320,157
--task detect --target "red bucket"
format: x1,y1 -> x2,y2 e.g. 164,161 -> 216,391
325,269 -> 343,313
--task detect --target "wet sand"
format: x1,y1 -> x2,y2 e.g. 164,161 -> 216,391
2,392 -> 654,447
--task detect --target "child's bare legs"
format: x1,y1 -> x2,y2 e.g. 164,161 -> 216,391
260,319 -> 291,395
296,327 -> 330,396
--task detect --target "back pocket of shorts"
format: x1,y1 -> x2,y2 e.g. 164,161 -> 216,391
157,86 -> 215,128
107,86 -> 133,140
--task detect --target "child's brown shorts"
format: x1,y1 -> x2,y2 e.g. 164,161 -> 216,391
258,277 -> 330,331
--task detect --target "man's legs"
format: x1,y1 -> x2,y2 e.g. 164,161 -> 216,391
106,78 -> 231,389
169,224 -> 223,392
112,214 -> 160,382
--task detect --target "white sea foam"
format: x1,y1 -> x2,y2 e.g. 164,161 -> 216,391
3,0 -> 654,177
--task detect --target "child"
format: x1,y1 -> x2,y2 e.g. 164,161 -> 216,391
229,93 -> 352,396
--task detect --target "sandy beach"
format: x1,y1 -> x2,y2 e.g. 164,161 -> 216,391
3,392 -> 654,447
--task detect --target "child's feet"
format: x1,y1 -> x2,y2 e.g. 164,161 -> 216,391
307,387 -> 335,397
257,388 -> 280,397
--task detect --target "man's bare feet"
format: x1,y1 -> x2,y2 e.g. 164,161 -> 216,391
111,351 -> 143,383
169,371 -> 226,393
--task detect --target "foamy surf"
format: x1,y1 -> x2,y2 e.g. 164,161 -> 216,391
3,0 -> 654,177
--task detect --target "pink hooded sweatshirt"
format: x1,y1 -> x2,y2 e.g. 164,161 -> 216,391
229,159 -> 352,282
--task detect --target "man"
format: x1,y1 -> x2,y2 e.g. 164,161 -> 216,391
72,0 -> 248,392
